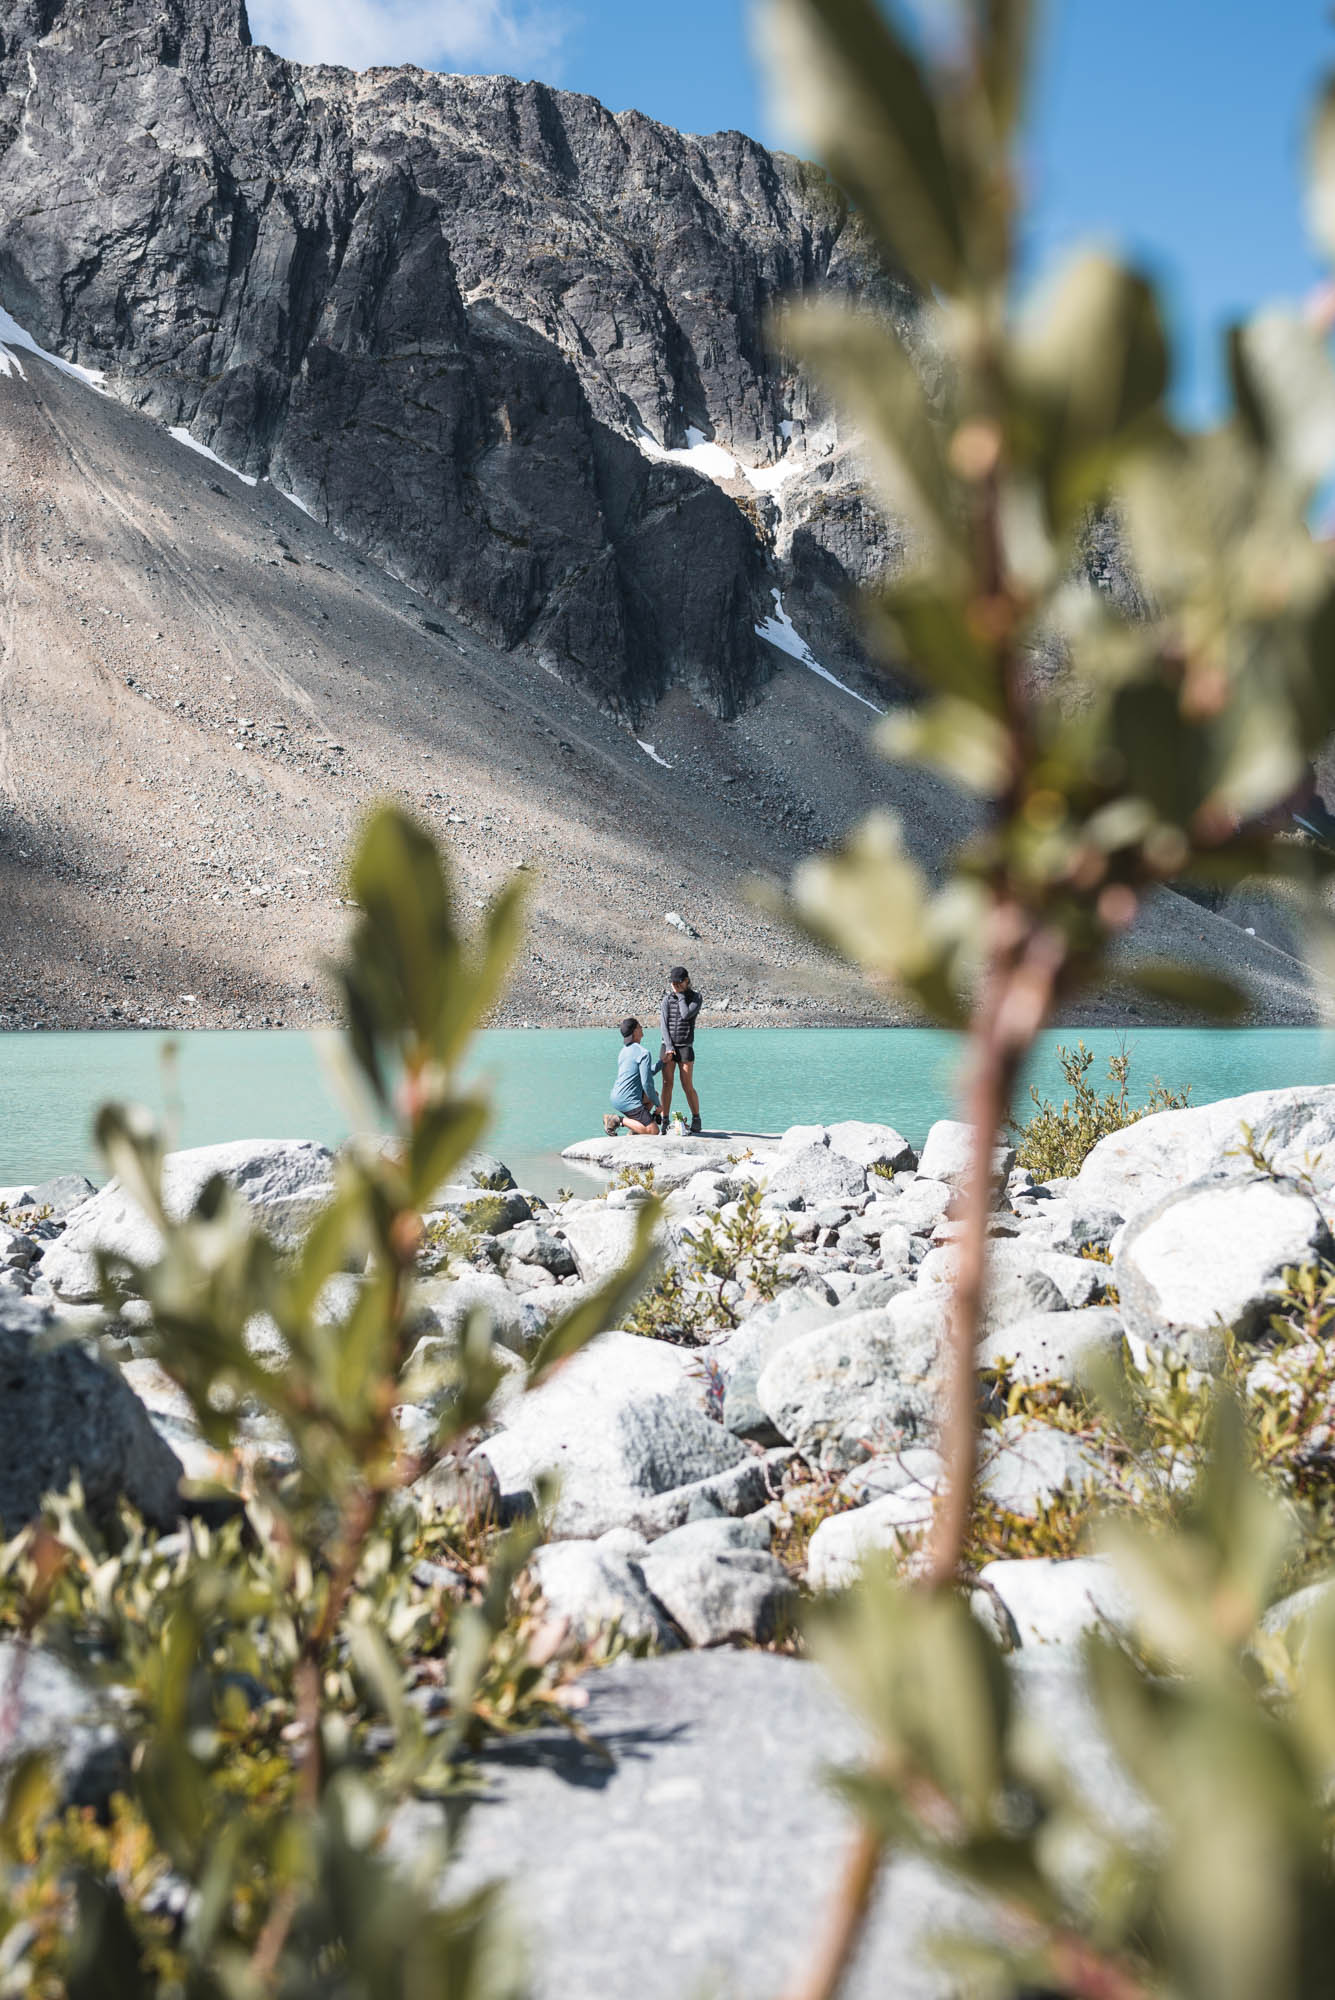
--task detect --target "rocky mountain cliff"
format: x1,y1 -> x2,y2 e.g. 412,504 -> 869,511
0,0 -> 1320,1031
0,0 -> 907,719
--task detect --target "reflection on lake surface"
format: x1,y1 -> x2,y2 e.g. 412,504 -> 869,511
2,1026 -> 1334,1201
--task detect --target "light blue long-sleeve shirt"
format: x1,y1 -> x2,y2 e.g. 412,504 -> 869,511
610,1041 -> 661,1113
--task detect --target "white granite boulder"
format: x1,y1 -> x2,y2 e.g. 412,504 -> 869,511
40,1140 -> 334,1302
773,1124 -> 830,1154
505,1223 -> 578,1278
761,1145 -> 867,1211
560,1204 -> 659,1284
640,1541 -> 798,1646
806,1481 -> 939,1589
912,1239 -> 1085,1328
427,1185 -> 532,1233
1071,1084 -> 1335,1218
824,1121 -> 918,1173
972,1556 -> 1135,1649
475,1332 -> 748,1537
978,1417 -> 1110,1518
876,1177 -> 955,1238
917,1120 -> 1015,1195
530,1539 -> 680,1649
978,1306 -> 1126,1389
754,1293 -> 944,1472
1114,1173 -> 1334,1358
412,1271 -> 550,1356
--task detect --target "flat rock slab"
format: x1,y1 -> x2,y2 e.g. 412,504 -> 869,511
561,1133 -> 777,1193
409,1652 -> 979,2000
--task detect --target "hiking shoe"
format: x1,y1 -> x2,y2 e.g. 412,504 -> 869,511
689,1115 -> 702,1136
603,1113 -> 622,1137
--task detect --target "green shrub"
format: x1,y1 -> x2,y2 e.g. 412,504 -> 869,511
624,1262 -> 704,1342
626,1183 -> 793,1341
970,1260 -> 1335,1577
685,1184 -> 794,1327
1011,1040 -> 1190,1180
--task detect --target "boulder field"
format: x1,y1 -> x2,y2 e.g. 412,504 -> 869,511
6,1083 -> 1335,1993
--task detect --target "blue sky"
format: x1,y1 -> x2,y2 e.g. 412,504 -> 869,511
248,0 -> 1334,419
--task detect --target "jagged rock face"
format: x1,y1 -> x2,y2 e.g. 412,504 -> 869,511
0,0 -> 906,716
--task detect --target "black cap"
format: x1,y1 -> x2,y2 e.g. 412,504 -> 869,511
669,965 -> 689,983
619,1016 -> 640,1041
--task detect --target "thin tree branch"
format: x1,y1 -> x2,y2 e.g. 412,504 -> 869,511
781,1822 -> 882,2000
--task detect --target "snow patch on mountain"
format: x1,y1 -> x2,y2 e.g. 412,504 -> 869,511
636,424 -> 738,480
637,739 -> 673,768
755,589 -> 883,713
0,305 -> 106,389
273,481 -> 317,519
168,426 -> 259,485
743,458 -> 802,494
635,423 -> 803,496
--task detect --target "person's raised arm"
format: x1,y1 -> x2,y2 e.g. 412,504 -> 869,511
681,987 -> 701,1029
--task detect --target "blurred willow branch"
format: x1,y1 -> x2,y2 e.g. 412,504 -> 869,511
757,0 -> 1335,1993
762,0 -> 1335,1578
1,804 -> 659,1998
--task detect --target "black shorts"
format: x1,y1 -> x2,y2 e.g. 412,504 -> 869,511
661,1042 -> 695,1066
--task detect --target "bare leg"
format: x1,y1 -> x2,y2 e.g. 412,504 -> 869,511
660,1053 -> 677,1121
678,1063 -> 700,1120
623,1111 -> 659,1134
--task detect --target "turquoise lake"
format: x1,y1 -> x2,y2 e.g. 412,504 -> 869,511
3,1026 -> 1335,1200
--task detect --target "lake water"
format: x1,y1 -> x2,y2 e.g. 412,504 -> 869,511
3,1026 -> 1334,1200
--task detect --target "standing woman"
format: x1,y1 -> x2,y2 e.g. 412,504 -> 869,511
659,965 -> 703,1134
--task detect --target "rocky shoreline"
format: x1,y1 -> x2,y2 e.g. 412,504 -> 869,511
5,1085 -> 1335,1992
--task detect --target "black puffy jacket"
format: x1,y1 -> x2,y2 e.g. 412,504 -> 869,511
660,986 -> 701,1051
